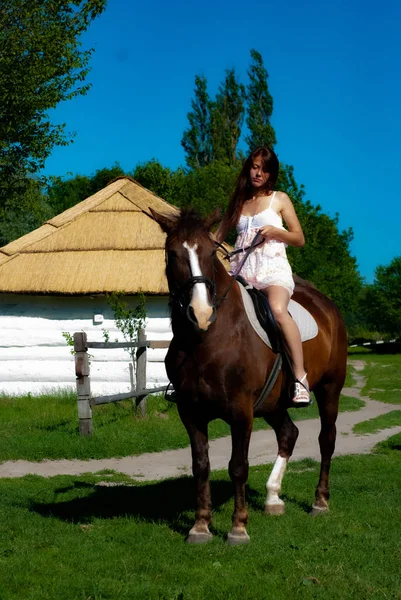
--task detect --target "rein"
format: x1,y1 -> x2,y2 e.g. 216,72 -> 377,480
214,235 -> 264,261
213,231 -> 263,307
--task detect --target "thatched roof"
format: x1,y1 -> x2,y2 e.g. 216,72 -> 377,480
0,177 -> 180,295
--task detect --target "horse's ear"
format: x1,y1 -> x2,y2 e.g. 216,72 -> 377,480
148,208 -> 176,234
204,207 -> 221,231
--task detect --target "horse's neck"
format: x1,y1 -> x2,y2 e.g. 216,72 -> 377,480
215,260 -> 234,295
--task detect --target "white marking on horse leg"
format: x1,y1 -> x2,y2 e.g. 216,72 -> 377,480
183,241 -> 213,330
265,455 -> 287,514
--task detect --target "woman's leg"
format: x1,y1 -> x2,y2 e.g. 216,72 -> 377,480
262,285 -> 310,403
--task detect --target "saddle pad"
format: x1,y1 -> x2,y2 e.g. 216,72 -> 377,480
238,282 -> 318,349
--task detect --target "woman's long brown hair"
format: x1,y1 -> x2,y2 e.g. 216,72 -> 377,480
218,147 -> 279,242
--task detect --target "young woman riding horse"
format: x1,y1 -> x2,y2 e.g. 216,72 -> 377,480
216,147 -> 310,406
150,164 -> 347,546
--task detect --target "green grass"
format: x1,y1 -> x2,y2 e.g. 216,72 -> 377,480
0,390 -> 220,462
375,431 -> 401,453
344,362 -> 357,388
347,346 -> 373,355
0,443 -> 400,600
0,391 -> 362,463
353,410 -> 401,435
354,353 -> 401,404
288,394 -> 364,422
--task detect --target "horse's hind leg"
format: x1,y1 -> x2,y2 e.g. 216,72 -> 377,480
263,409 -> 299,515
227,415 -> 253,545
312,381 -> 340,515
179,411 -> 213,544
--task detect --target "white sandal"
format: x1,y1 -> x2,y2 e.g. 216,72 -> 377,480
292,373 -> 312,408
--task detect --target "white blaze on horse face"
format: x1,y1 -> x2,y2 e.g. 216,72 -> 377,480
183,241 -> 214,331
265,455 -> 287,510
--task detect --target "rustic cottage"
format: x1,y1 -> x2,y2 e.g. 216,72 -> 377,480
0,177 -> 179,395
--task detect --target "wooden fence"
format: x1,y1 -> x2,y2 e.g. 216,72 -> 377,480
74,330 -> 170,436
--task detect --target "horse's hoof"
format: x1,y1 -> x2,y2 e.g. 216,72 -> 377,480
227,528 -> 250,546
265,502 -> 285,516
186,529 -> 213,544
310,503 -> 329,517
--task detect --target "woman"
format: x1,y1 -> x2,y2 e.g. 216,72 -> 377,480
216,147 -> 310,406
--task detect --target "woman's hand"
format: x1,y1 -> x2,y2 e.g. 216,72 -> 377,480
258,225 -> 281,243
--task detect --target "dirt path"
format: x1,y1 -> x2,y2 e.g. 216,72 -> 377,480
1,360 -> 400,480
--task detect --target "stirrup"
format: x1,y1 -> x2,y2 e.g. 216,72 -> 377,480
292,373 -> 312,408
164,385 -> 177,403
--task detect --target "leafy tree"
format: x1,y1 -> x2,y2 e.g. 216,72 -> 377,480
0,0 -> 107,207
180,160 -> 240,222
133,160 -> 186,206
89,165 -> 126,195
0,178 -> 52,245
288,209 -> 362,314
47,174 -> 92,216
181,75 -> 213,169
276,164 -> 306,208
245,49 -> 276,151
360,257 -> 401,337
47,165 -> 126,215
210,69 -> 246,165
275,163 -> 362,313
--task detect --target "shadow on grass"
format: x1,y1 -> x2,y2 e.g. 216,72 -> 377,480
280,493 -> 311,513
30,477 -> 243,537
245,487 -> 312,515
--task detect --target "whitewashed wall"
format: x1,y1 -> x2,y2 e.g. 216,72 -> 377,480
0,294 -> 171,396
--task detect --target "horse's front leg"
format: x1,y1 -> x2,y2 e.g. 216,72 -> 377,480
227,415 -> 253,545
179,410 -> 212,544
263,409 -> 299,515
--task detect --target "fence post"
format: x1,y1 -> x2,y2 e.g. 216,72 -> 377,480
136,327 -> 147,417
74,332 -> 92,436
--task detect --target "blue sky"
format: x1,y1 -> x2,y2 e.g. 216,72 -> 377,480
43,0 -> 401,283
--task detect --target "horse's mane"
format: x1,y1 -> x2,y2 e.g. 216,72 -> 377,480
170,207 -> 210,240
178,206 -> 204,221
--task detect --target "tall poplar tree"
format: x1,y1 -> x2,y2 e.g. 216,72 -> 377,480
210,69 -> 246,165
245,49 -> 276,151
181,75 -> 213,169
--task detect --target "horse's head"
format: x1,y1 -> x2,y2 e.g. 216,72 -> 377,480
150,207 -> 221,332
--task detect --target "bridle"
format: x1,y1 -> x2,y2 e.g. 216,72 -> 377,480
168,232 -> 263,325
170,274 -> 218,325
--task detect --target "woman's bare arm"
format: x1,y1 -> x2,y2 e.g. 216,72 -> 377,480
258,192 -> 305,247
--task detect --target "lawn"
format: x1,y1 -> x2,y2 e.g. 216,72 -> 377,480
0,389 -> 361,463
353,410 -> 401,435
0,438 -> 400,600
359,353 -> 401,404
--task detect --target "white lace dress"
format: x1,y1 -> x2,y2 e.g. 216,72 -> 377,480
229,192 -> 295,297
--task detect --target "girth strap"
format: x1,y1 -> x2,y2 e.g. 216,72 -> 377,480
253,353 -> 283,414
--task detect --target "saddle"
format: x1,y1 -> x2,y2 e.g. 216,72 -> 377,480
235,277 -> 319,412
235,276 -> 282,353
236,277 -> 318,349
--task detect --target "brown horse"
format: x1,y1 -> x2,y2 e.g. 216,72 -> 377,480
150,207 -> 348,545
